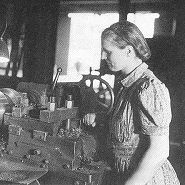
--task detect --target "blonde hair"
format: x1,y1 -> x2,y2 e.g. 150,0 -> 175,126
101,21 -> 151,61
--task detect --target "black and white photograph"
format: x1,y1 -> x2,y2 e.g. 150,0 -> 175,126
0,0 -> 183,184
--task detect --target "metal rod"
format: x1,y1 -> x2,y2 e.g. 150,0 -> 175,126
51,67 -> 62,93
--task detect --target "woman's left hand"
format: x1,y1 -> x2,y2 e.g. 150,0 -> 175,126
83,113 -> 96,127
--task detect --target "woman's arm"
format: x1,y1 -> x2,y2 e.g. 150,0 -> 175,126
125,78 -> 171,185
125,134 -> 169,185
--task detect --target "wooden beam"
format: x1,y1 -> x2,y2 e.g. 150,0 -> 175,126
119,0 -> 130,21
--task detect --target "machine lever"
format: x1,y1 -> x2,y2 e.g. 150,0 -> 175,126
51,67 -> 62,94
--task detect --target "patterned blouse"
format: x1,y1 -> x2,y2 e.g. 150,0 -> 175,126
107,63 -> 180,185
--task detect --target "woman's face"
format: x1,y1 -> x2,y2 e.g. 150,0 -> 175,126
101,39 -> 130,72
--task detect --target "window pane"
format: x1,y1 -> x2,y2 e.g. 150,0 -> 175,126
127,12 -> 160,38
56,13 -> 119,83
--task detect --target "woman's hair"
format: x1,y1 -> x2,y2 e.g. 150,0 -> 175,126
101,21 -> 151,61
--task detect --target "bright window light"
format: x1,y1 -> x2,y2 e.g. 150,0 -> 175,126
58,12 -> 159,84
127,12 -> 160,38
57,13 -> 119,85
68,13 -> 119,74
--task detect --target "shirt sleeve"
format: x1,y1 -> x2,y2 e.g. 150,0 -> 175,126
137,78 -> 172,136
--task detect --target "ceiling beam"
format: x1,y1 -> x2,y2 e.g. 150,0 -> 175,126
60,0 -> 174,5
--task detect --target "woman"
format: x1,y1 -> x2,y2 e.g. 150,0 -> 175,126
85,21 -> 180,185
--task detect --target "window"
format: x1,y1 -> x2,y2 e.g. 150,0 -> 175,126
55,12 -> 160,86
127,12 -> 160,38
56,13 -> 119,86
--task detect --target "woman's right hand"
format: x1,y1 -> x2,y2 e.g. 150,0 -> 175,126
83,113 -> 96,127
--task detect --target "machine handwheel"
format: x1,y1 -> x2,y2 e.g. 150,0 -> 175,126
79,75 -> 114,115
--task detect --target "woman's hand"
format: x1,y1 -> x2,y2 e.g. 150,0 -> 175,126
83,113 -> 96,127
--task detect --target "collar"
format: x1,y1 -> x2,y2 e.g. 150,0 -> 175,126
119,63 -> 148,88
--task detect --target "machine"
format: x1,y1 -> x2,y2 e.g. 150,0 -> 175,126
0,69 -> 114,185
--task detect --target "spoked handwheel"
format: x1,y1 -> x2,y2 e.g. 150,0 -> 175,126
79,75 -> 114,115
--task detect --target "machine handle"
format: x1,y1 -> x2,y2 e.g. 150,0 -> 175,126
51,67 -> 62,94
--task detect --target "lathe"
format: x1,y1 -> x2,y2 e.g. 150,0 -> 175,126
0,68 -> 114,185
